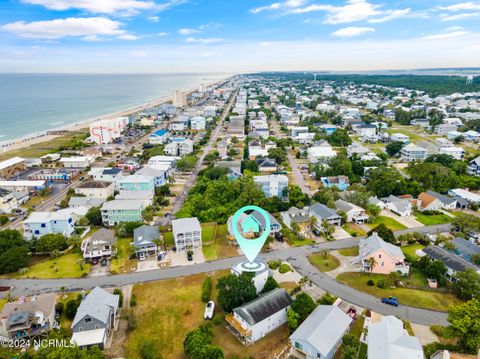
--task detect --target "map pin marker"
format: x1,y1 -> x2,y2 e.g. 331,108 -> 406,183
232,205 -> 271,263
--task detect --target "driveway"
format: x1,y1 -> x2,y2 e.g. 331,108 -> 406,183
325,251 -> 360,279
88,262 -> 111,277
136,258 -> 158,272
381,209 -> 423,229
169,250 -> 206,266
411,323 -> 439,345
332,227 -> 352,240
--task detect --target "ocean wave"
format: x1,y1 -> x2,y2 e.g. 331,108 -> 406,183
50,121 -> 65,125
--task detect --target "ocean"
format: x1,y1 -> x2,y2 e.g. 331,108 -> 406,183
0,73 -> 231,141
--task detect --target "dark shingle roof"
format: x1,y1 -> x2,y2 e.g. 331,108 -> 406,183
233,288 -> 292,326
77,180 -> 112,189
422,245 -> 480,272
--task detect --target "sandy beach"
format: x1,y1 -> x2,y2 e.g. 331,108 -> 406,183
0,76 -> 230,152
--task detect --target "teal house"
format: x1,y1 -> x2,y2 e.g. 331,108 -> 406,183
101,200 -> 145,226
118,175 -> 155,192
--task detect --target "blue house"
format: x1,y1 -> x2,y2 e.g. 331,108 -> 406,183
24,211 -> 75,239
320,176 -> 350,191
118,175 -> 155,192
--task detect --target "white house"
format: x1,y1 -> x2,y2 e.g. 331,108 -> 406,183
60,156 -> 95,169
0,188 -> 19,214
164,138 -> 193,156
354,124 -> 377,137
334,199 -> 369,224
307,143 -> 337,164
190,116 -> 206,130
74,180 -> 115,199
290,305 -> 352,359
172,217 -> 202,251
226,288 -> 292,345
468,156 -> 480,176
400,143 -> 427,162
24,211 -> 75,239
89,117 -> 127,144
367,316 -> 423,359
295,132 -> 315,144
390,133 -> 409,143
381,195 -> 413,216
439,146 -> 465,160
254,174 -> 289,199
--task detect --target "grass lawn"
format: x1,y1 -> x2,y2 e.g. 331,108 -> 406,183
370,215 -> 407,231
414,212 -> 452,225
0,130 -> 89,161
349,315 -> 365,338
343,223 -> 367,236
308,253 -> 340,272
279,281 -> 298,292
125,270 -> 289,359
12,252 -> 90,279
401,244 -> 425,259
386,128 -> 426,143
110,237 -> 137,274
359,343 -> 368,359
0,299 -> 6,311
201,222 -> 217,243
336,272 -> 462,312
290,236 -> 316,246
338,246 -> 359,257
201,224 -> 238,261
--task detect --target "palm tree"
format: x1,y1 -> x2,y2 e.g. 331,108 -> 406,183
309,216 -> 318,231
366,257 -> 377,276
76,259 -> 85,271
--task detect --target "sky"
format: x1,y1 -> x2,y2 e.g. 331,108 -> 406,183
1,0 -> 480,73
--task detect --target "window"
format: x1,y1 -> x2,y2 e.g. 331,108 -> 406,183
295,342 -> 303,350
85,318 -> 92,323
379,254 -> 382,258
95,325 -> 99,329
41,223 -> 46,228
79,327 -> 83,332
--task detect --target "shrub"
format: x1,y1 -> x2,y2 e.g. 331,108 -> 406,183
65,299 -> 80,320
130,294 -> 137,307
113,288 -> 123,307
430,325 -> 448,338
201,276 -> 212,303
367,279 -> 375,286
138,338 -> 160,359
377,278 -> 388,289
279,263 -> 292,274
212,313 -> 222,326
268,260 -> 281,270
55,302 -> 64,315
318,293 -> 336,305
0,216 -> 8,226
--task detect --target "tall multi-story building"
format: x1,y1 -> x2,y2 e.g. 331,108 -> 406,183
172,90 -> 187,108
172,217 -> 202,251
254,174 -> 289,199
89,117 -> 128,144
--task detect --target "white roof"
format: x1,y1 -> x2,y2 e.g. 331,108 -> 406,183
0,180 -> 45,187
308,146 -> 336,157
368,316 -> 423,359
254,174 -> 289,183
450,188 -> 480,202
172,217 -> 201,233
101,199 -> 145,210
290,305 -> 352,357
402,143 -> 426,152
120,175 -> 153,183
24,211 -> 72,223
0,157 -> 24,170
71,328 -> 106,347
60,156 -> 92,162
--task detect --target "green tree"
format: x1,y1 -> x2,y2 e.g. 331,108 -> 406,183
424,260 -> 448,286
342,334 -> 360,359
287,307 -> 300,332
65,298 -> 80,320
385,141 -> 405,157
36,233 -> 68,253
262,276 -> 280,293
85,206 -> 103,226
216,273 -> 257,312
454,269 -> 480,301
0,246 -> 30,274
201,276 -> 212,303
446,299 -> 480,353
368,223 -> 396,245
291,292 -> 317,322
138,338 -> 160,359
327,129 -> 352,146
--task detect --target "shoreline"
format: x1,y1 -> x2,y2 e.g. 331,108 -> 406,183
0,75 -> 232,153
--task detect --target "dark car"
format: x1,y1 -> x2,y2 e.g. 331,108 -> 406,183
274,232 -> 284,242
187,251 -> 193,261
312,228 -> 321,236
381,296 -> 399,306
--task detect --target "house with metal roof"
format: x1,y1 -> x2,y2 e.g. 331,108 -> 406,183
381,195 -> 413,217
290,305 -> 352,359
309,203 -> 342,227
281,206 -> 311,235
452,237 -> 480,261
225,288 -> 292,345
424,190 -> 457,210
367,315 -> 423,359
81,228 -> 117,261
71,287 -> 119,349
334,199 -> 369,224
422,245 -> 480,280
172,217 -> 202,251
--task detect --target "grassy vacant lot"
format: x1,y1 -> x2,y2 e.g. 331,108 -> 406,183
12,252 -> 90,279
336,272 -> 462,311
110,237 -> 137,274
202,224 -> 238,261
0,129 -> 89,161
308,252 -> 340,272
125,271 -> 289,359
386,127 -> 427,143
201,222 -> 217,243
414,212 -> 452,225
370,215 -> 407,231
338,246 -> 359,257
343,223 -> 367,236
401,244 -> 425,260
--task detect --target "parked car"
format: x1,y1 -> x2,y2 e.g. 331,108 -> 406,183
157,251 -> 166,261
138,252 -> 146,261
204,301 -> 215,320
312,228 -> 321,236
275,232 -> 284,242
187,250 -> 193,261
381,296 -> 399,306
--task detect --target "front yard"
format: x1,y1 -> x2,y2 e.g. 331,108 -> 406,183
12,252 -> 90,279
414,212 -> 452,225
401,243 -> 425,260
369,215 -> 407,231
201,224 -> 238,261
110,237 -> 137,274
125,271 -> 289,359
336,272 -> 462,312
343,223 -> 367,236
308,252 -> 340,272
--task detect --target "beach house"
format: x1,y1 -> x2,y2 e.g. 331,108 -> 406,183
24,211 -> 75,239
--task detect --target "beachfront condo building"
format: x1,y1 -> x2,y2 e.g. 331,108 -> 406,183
89,117 -> 128,144
173,90 -> 187,108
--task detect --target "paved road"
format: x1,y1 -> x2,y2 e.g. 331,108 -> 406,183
0,223 -> 452,325
171,91 -> 237,215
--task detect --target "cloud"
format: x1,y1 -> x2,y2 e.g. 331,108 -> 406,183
438,1 -> 480,20
1,17 -> 134,40
438,2 -> 480,11
148,16 -> 160,22
420,30 -> 470,41
440,11 -> 480,20
157,32 -> 169,36
21,0 -> 155,16
368,8 -> 411,23
117,34 -> 139,40
178,28 -> 200,35
331,26 -> 375,37
128,50 -> 148,57
250,0 -> 307,14
185,37 -> 222,44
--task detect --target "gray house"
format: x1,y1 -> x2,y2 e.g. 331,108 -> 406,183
133,225 -> 160,257
309,203 -> 342,227
81,228 -> 117,261
71,287 -> 119,349
290,305 -> 352,359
